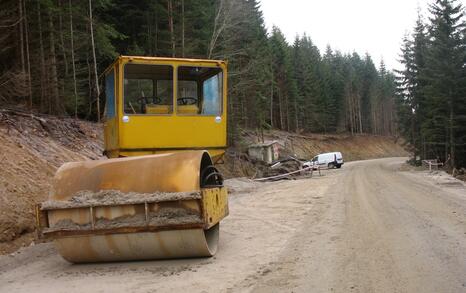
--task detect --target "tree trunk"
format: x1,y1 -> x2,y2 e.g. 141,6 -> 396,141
449,101 -> 455,167
208,0 -> 226,59
181,0 -> 185,57
285,95 -> 290,132
47,7 -> 60,114
270,67 -> 273,128
346,87 -> 354,135
86,47 -> 92,117
89,0 -> 101,122
23,0 -> 32,108
146,12 -> 151,55
294,95 -> 298,132
58,0 -> 68,75
69,0 -> 78,118
278,87 -> 284,130
154,13 -> 158,55
168,0 -> 175,57
18,0 -> 25,75
37,0 -> 46,111
357,94 -> 363,134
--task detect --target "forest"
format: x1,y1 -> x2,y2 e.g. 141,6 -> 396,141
0,0 -> 464,167
397,0 -> 466,168
0,0 -> 396,136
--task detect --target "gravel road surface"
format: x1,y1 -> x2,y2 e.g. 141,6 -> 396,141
1,158 -> 465,293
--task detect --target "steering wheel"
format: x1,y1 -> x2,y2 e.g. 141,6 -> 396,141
178,97 -> 198,105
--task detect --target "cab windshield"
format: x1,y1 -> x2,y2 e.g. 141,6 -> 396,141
123,63 -> 223,116
124,64 -> 173,115
177,66 -> 223,115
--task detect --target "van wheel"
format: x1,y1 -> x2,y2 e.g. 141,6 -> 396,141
336,164 -> 342,169
328,163 -> 335,169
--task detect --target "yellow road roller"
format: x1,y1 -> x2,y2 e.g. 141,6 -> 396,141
36,56 -> 229,263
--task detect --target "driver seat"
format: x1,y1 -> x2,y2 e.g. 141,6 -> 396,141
177,105 -> 199,115
145,104 -> 172,114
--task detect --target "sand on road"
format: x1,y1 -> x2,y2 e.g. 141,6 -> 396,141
0,158 -> 465,293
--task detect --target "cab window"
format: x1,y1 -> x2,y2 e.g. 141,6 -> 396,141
177,66 -> 223,115
105,69 -> 116,118
123,64 -> 173,115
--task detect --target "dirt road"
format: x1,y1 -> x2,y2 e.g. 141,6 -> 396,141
1,158 -> 465,292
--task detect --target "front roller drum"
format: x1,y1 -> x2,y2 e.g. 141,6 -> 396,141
36,151 -> 228,263
55,225 -> 219,263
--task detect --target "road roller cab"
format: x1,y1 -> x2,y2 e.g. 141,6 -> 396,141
35,56 -> 229,263
103,56 -> 228,163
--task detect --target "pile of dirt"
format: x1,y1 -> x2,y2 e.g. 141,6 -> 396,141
217,151 -> 256,179
41,190 -> 201,209
260,158 -> 309,179
42,190 -> 205,233
0,109 -> 103,254
45,208 -> 202,233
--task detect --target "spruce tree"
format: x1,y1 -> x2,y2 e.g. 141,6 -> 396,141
396,14 -> 429,159
424,0 -> 465,166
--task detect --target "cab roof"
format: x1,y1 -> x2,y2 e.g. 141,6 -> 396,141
103,55 -> 227,76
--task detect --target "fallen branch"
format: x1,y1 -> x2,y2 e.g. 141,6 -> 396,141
254,166 -> 321,182
0,108 -> 47,123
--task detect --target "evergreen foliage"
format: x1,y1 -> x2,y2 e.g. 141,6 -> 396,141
396,0 -> 466,168
1,0 -> 397,139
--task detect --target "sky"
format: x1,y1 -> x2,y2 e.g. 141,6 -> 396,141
259,0 -> 466,70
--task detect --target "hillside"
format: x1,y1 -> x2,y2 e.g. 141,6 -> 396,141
0,110 -> 103,254
0,113 -> 407,254
217,130 -> 409,178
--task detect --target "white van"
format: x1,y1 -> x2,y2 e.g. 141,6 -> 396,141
303,152 -> 344,169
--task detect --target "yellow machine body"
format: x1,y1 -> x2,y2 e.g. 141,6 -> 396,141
36,56 -> 229,263
102,56 -> 228,161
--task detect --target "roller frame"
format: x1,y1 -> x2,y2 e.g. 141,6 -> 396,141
36,187 -> 228,239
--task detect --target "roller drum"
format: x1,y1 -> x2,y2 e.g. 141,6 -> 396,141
39,151 -> 227,263
56,225 -> 219,263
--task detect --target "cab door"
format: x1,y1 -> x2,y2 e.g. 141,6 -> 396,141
103,67 -> 119,155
